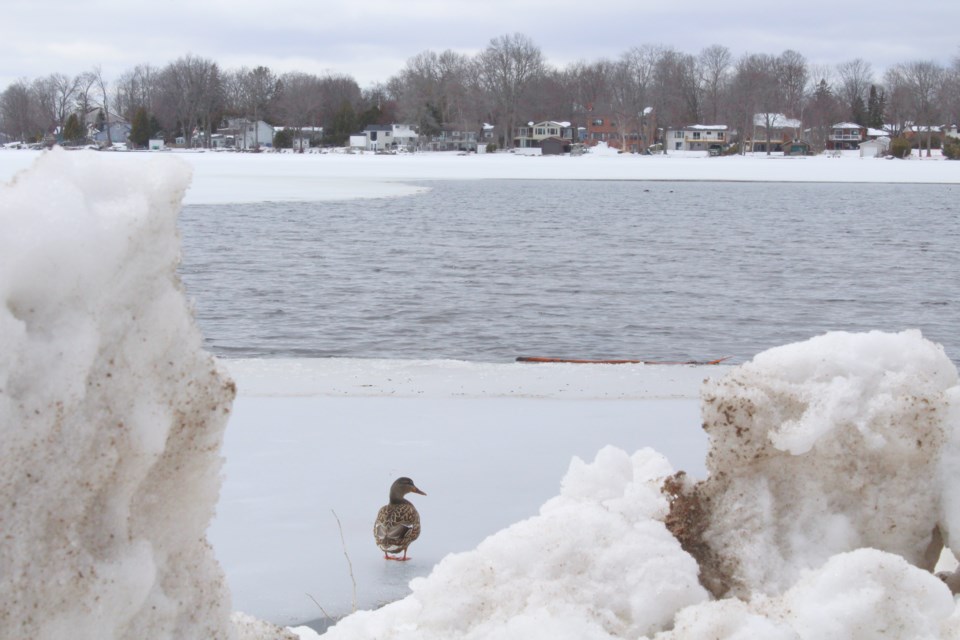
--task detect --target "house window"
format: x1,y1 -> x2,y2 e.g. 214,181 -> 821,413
592,119 -> 603,126
692,131 -> 701,140
536,127 -> 545,136
674,131 -> 683,139
718,132 -> 724,140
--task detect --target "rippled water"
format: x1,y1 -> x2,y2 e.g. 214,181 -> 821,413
178,180 -> 960,364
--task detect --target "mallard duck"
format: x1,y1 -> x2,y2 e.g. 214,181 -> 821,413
374,477 -> 426,561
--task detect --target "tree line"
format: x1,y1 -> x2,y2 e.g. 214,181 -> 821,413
2,33 -> 958,152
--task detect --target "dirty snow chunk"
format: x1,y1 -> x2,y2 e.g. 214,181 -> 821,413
324,446 -> 708,639
670,330 -> 960,598
232,612 -> 299,640
653,549 -> 957,639
288,627 -> 324,640
0,149 -> 236,639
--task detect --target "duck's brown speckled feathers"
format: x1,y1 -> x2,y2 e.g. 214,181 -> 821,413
374,477 -> 426,561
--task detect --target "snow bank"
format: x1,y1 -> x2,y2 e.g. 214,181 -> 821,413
0,149 -> 238,638
318,331 -> 960,639
657,549 -> 957,639
323,447 -> 708,639
667,330 -> 960,598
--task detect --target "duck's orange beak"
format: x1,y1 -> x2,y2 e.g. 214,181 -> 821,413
411,486 -> 427,496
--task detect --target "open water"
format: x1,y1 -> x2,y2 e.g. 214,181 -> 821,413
179,180 -> 960,364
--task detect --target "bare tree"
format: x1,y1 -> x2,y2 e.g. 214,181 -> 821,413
836,58 -> 874,124
890,60 -> 946,157
477,33 -> 546,148
113,64 -> 157,122
30,73 -> 81,137
156,55 -> 223,147
731,53 -> 778,154
274,71 -> 324,150
88,65 -> 114,145
803,76 -> 843,152
242,66 -> 278,147
943,55 -> 960,129
651,48 -> 701,149
1,79 -> 42,142
777,50 -> 808,121
698,44 -> 732,123
74,72 -> 99,136
393,49 -> 474,136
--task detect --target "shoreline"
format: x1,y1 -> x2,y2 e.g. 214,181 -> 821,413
2,148 -> 958,207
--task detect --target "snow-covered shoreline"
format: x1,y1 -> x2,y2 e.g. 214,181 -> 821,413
1,147 -> 958,209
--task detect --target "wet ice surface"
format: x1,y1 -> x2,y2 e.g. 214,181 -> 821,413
209,359 -> 715,627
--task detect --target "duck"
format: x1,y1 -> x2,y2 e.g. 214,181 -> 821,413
374,477 -> 426,561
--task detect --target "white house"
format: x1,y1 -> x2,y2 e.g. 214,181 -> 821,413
513,121 -> 576,149
353,124 -> 419,151
217,118 -> 275,150
664,124 -> 728,151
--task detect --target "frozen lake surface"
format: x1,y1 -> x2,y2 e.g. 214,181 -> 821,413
180,179 -> 960,365
210,359 -> 718,628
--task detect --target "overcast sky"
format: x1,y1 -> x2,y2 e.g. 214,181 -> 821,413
3,0 -> 958,91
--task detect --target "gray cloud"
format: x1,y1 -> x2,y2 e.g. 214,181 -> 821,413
2,0 -> 957,89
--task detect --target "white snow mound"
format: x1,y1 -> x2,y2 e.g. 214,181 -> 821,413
323,446 -> 708,639
0,149 -> 237,639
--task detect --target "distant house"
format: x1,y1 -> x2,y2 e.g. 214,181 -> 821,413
749,113 -> 802,152
423,128 -> 479,152
216,118 -> 275,150
585,115 -> 622,148
664,124 -> 728,152
513,121 -> 576,150
826,122 -> 866,151
584,107 -> 653,153
944,124 -> 959,140
92,122 -> 132,146
352,124 -> 419,151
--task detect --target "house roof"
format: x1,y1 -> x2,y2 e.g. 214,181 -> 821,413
684,124 -> 728,131
526,120 -> 572,128
832,122 -> 863,129
754,113 -> 801,128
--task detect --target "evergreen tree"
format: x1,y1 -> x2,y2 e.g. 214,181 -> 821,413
148,115 -> 162,138
273,128 -> 293,149
867,85 -> 886,129
62,113 -> 85,145
130,106 -> 150,148
850,94 -> 867,126
324,101 -> 356,146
